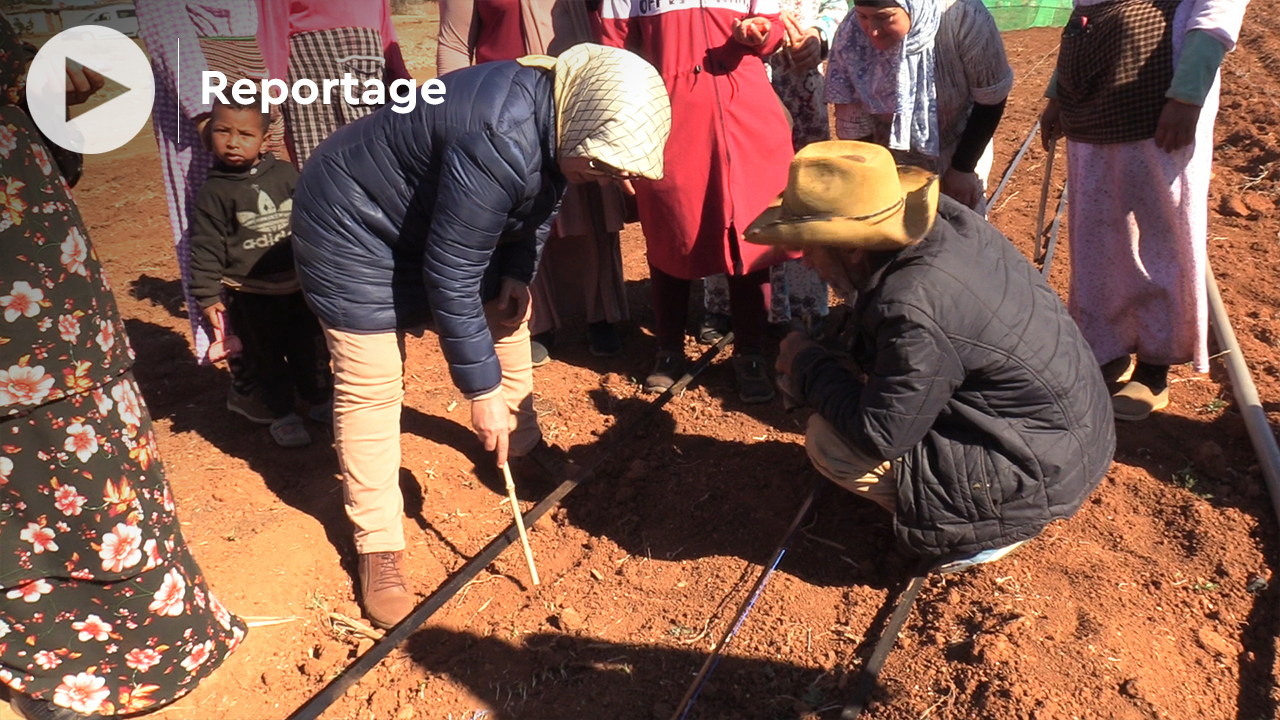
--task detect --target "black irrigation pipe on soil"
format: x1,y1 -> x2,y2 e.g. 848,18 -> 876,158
287,332 -> 736,720
839,568 -> 930,719
987,119 -> 1040,211
669,480 -> 826,720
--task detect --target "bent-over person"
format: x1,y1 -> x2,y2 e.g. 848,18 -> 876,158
291,44 -> 670,629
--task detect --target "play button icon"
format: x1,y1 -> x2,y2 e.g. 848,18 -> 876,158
26,25 -> 155,155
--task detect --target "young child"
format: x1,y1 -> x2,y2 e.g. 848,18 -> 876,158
190,97 -> 332,448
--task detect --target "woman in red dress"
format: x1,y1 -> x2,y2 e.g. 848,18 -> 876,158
600,0 -> 798,403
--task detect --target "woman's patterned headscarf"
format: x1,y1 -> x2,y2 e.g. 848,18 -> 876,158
520,43 -> 671,180
826,0 -> 945,158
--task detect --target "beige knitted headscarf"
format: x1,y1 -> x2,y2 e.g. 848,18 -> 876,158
518,44 -> 671,181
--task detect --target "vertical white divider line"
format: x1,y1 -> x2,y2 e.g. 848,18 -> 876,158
176,38 -> 180,138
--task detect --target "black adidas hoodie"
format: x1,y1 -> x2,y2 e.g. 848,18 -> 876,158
189,154 -> 300,307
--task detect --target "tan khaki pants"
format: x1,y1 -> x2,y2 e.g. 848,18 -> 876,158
323,303 -> 540,554
805,415 -> 897,512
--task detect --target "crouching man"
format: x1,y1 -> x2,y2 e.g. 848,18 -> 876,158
749,141 -> 1115,573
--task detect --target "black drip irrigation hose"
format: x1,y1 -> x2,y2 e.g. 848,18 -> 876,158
1039,180 -> 1068,277
286,332 -> 736,720
669,480 -> 826,720
839,568 -> 930,719
986,120 -> 1039,210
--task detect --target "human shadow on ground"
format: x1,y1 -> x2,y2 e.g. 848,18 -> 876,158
473,385 -> 909,592
1106,361 -> 1279,720
540,277 -> 812,436
402,622 -> 900,720
128,275 -> 188,320
397,370 -> 902,591
124,318 -> 361,581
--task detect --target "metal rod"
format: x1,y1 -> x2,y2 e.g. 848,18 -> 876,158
1039,180 -> 1068,277
987,120 -> 1039,210
287,333 -> 736,720
671,481 -> 824,720
1034,138 -> 1057,261
502,462 -> 539,586
839,570 -> 929,719
1205,264 -> 1280,526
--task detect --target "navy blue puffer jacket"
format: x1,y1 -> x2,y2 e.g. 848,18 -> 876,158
292,62 -> 566,397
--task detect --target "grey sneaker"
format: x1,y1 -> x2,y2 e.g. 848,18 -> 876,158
935,540 -> 1027,575
530,339 -> 552,368
698,312 -> 731,345
733,353 -> 776,404
227,387 -> 275,425
644,351 -> 687,394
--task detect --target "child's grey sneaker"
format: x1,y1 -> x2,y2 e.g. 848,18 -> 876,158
935,540 -> 1026,575
308,399 -> 333,424
269,413 -> 311,448
227,387 -> 275,425
530,339 -> 551,368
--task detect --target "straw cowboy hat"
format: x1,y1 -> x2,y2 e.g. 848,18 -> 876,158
744,140 -> 939,250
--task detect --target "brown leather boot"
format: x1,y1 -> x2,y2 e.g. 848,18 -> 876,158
358,551 -> 414,629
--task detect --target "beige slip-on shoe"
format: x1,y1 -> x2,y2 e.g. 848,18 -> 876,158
1112,380 -> 1170,422
1100,356 -> 1135,393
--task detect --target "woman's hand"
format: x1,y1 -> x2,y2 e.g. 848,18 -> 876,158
471,394 -> 513,467
611,176 -> 637,196
941,167 -> 984,211
1039,98 -> 1062,151
494,277 -> 530,328
65,62 -> 104,106
776,330 -> 820,377
732,16 -> 772,47
1154,98 -> 1202,152
781,13 -> 822,72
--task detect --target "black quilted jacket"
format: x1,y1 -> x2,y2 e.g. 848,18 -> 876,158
292,62 -> 565,397
793,196 -> 1115,558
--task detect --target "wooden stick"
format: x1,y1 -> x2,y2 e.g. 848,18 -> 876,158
1034,137 -> 1058,262
502,462 -> 539,586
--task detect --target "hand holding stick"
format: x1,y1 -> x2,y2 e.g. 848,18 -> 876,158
502,462 -> 539,586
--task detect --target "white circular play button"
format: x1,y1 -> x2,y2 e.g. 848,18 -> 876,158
25,25 -> 155,155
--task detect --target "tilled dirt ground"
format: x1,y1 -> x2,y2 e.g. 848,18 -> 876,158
11,5 -> 1280,720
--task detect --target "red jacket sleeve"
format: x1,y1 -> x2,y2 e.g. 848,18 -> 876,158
598,1 -> 642,54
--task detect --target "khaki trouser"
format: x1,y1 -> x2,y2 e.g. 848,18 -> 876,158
323,302 -> 540,554
804,415 -> 897,512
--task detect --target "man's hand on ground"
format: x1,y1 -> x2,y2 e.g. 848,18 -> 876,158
777,330 -> 820,377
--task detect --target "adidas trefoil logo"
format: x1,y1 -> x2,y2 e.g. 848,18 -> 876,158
236,189 -> 293,236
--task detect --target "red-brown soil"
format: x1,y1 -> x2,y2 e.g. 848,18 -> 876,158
13,5 -> 1280,720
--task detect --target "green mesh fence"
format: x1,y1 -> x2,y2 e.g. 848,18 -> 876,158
982,0 -> 1074,31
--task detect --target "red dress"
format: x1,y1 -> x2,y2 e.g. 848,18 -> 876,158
474,0 -> 526,64
600,0 -> 797,280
